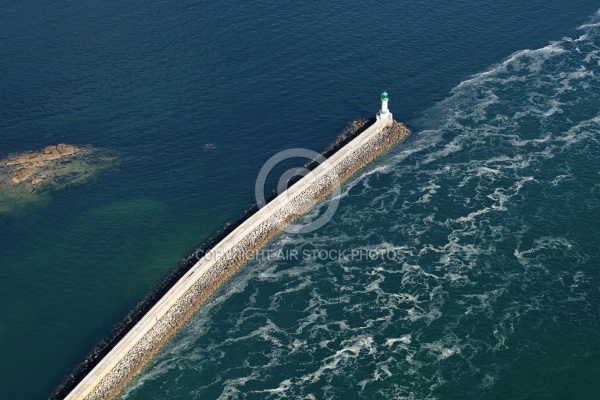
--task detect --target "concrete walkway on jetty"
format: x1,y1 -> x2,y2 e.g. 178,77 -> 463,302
64,109 -> 410,400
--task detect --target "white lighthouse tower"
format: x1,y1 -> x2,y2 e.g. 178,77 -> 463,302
377,91 -> 392,122
380,91 -> 389,114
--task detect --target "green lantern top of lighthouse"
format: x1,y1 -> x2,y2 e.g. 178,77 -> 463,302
381,91 -> 389,101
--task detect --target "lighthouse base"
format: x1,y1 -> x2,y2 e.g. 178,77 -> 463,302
377,111 -> 393,122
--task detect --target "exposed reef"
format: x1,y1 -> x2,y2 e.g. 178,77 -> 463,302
0,144 -> 114,215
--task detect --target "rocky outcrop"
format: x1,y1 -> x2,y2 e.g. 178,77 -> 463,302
7,144 -> 80,166
3,144 -> 84,185
0,144 -> 114,215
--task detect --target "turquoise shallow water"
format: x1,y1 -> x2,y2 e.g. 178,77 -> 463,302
1,1 -> 599,399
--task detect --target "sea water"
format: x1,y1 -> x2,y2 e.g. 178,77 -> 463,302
0,1 -> 599,399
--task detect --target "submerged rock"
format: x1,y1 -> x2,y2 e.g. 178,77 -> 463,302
3,144 -> 85,186
0,143 -> 115,214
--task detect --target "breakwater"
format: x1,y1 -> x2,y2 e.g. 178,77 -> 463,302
62,112 -> 410,400
52,118 -> 379,400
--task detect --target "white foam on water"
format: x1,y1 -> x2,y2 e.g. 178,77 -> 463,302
123,9 -> 600,400
578,10 -> 600,31
385,334 -> 412,347
454,44 -> 567,91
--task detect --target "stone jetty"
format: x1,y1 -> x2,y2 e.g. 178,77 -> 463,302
63,111 -> 410,400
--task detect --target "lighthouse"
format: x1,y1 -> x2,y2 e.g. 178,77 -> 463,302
381,91 -> 389,114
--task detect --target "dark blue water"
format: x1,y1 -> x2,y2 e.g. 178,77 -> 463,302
1,1 -> 599,399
